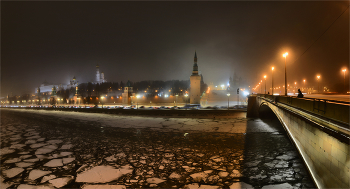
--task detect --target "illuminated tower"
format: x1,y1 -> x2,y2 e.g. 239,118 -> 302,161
96,65 -> 101,83
190,51 -> 201,104
101,72 -> 105,83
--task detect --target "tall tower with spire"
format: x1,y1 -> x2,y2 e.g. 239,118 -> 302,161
190,51 -> 201,104
96,65 -> 101,83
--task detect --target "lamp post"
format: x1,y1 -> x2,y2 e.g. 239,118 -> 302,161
227,93 -> 230,110
271,67 -> 274,95
101,96 -> 104,108
264,75 -> 267,94
317,75 -> 320,93
260,80 -> 262,93
175,94 -> 178,107
303,79 -> 306,92
283,52 -> 288,96
342,69 -> 347,93
184,93 -> 188,110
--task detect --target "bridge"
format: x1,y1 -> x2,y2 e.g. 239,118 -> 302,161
247,94 -> 349,188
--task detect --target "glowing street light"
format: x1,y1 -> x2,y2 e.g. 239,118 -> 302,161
342,69 -> 347,93
283,52 -> 288,96
227,93 -> 230,110
264,75 -> 267,94
184,93 -> 188,110
271,67 -> 274,95
317,75 -> 321,93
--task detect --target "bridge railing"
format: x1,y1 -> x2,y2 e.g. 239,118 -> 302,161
257,94 -> 350,125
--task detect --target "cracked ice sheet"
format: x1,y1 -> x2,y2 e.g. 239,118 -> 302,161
8,109 -> 247,133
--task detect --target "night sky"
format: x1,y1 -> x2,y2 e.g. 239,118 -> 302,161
1,1 -> 349,96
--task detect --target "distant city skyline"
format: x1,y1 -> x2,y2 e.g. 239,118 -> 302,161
2,1 -> 349,96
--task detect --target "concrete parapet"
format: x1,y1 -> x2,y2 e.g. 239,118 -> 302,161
255,97 -> 350,188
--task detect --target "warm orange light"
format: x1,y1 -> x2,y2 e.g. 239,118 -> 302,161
264,75 -> 267,79
283,52 -> 288,57
295,82 -> 297,84
317,75 -> 320,79
342,69 -> 346,72
272,67 -> 274,70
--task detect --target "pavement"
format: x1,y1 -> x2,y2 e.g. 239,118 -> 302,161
1,109 -> 315,188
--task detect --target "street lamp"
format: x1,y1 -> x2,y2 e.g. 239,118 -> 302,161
101,96 -> 104,108
342,69 -> 347,93
264,75 -> 267,94
227,93 -> 230,110
317,75 -> 321,93
283,52 -> 288,96
271,67 -> 274,95
184,93 -> 188,110
175,94 -> 178,107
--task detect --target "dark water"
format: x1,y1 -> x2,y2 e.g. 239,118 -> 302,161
0,110 -> 315,188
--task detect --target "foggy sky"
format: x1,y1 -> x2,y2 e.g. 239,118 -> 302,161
1,1 -> 349,96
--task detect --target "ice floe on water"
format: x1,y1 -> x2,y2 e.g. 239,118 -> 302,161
41,175 -> 57,183
30,143 -> 48,148
47,140 -> 63,144
76,165 -> 133,183
44,159 -> 63,167
19,155 -> 32,159
169,172 -> 181,179
3,167 -> 24,178
82,185 -> 126,189
16,162 -> 34,168
60,151 -> 73,156
49,176 -> 74,188
10,143 -> 26,149
190,172 -> 208,182
35,145 -> 58,154
1,147 -> 15,155
261,183 -> 294,188
63,157 -> 75,164
24,158 -> 40,162
184,183 -> 219,189
60,144 -> 73,150
28,170 -> 51,180
4,158 -> 21,163
229,182 -> 254,188
25,140 -> 37,144
146,177 -> 166,184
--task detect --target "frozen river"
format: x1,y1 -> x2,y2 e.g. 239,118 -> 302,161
0,109 -> 315,188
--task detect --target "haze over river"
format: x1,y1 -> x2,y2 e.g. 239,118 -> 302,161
0,109 -> 315,188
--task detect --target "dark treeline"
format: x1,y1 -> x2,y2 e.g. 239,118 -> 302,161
77,80 -> 192,96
